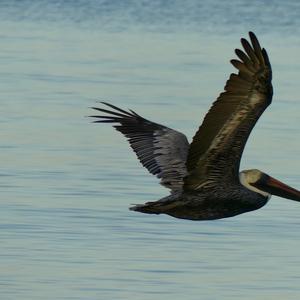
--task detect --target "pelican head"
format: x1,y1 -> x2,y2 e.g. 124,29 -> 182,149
239,169 -> 300,201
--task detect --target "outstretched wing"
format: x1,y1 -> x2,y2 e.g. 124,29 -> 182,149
184,32 -> 273,191
91,102 -> 189,192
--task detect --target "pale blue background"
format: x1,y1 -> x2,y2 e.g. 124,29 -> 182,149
0,1 -> 300,299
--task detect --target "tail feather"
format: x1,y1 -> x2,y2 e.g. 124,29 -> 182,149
129,202 -> 161,214
129,194 -> 182,215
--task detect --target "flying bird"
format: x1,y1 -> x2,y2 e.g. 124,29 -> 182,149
90,32 -> 300,220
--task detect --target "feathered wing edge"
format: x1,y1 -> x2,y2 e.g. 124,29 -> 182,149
184,32 -> 273,191
90,102 -> 189,192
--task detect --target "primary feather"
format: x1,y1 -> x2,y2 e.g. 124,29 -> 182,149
91,102 -> 189,192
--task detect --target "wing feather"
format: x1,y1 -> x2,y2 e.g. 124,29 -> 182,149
91,102 -> 189,192
184,32 -> 273,191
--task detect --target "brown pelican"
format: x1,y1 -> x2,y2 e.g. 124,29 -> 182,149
91,32 -> 300,220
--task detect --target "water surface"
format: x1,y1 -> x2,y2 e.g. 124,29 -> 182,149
0,1 -> 300,299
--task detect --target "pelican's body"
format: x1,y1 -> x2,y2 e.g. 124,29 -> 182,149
133,181 -> 268,220
91,32 -> 300,220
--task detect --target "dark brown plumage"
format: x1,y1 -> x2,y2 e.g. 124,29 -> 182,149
91,32 -> 300,221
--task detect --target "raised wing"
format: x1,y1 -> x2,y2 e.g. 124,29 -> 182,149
184,32 -> 273,191
91,102 -> 189,192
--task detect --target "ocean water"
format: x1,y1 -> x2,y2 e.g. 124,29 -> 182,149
0,1 -> 300,299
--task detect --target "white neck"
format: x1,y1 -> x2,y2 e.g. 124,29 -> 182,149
239,172 -> 271,198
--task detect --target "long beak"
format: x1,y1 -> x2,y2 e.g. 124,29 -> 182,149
256,175 -> 300,201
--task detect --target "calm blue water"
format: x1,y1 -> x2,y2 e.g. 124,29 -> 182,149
0,1 -> 300,299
